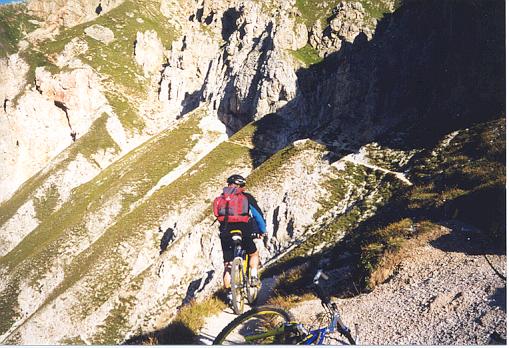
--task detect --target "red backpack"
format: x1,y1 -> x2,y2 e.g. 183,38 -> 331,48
213,187 -> 250,223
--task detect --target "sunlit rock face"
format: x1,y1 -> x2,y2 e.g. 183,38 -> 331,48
27,0 -> 125,28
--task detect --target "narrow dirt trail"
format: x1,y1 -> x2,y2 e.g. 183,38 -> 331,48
198,276 -> 277,344
336,152 -> 413,186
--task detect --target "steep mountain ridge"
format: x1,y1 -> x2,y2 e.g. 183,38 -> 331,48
0,0 -> 505,344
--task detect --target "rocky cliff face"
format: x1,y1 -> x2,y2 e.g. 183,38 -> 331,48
27,0 -> 125,28
0,0 -> 505,344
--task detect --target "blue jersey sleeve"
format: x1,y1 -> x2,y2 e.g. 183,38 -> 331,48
249,204 -> 267,233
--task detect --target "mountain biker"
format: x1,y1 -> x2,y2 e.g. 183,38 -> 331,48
213,174 -> 267,304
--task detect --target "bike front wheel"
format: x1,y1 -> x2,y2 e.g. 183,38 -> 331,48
230,257 -> 245,315
213,305 -> 295,345
246,264 -> 259,304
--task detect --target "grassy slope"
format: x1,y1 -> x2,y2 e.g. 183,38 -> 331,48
1,0 -> 179,227
0,114 -> 258,343
0,114 -> 119,229
296,0 -> 395,29
48,122 -> 257,344
356,120 -> 505,288
262,119 -> 505,299
0,110 -> 208,337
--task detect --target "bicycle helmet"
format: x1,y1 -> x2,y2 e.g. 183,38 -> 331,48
227,174 -> 246,187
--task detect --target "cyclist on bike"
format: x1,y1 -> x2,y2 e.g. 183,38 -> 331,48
213,174 -> 267,304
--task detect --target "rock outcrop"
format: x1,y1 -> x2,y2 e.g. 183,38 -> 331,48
27,0 -> 125,28
0,66 -> 109,203
0,54 -> 29,113
309,1 -> 376,57
134,30 -> 165,77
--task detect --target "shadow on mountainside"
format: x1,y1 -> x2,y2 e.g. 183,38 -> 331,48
430,220 -> 506,256
247,0 -> 505,165
254,0 -> 505,294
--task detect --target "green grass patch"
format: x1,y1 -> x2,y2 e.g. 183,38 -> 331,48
90,291 -> 139,344
360,0 -> 398,21
0,283 -> 20,336
33,184 -> 60,221
247,140 -> 326,188
105,91 -> 145,133
0,4 -> 38,57
359,220 -> 445,289
291,44 -> 322,66
74,114 -> 121,161
295,0 -> 396,30
295,0 -> 338,29
129,294 -> 226,344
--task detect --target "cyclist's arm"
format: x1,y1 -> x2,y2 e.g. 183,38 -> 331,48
249,204 -> 266,233
244,193 -> 267,234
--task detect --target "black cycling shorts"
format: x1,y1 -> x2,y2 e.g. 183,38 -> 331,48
219,221 -> 257,262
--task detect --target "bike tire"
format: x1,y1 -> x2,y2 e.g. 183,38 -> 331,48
230,257 -> 245,315
245,261 -> 259,304
213,305 -> 295,345
246,283 -> 259,305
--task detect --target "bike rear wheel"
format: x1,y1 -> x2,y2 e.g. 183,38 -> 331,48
230,257 -> 245,315
213,305 -> 295,345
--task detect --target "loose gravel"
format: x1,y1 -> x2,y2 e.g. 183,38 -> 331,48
290,223 -> 506,345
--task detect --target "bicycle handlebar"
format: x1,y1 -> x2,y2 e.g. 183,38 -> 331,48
313,269 -> 357,345
313,269 -> 329,283
312,269 -> 331,304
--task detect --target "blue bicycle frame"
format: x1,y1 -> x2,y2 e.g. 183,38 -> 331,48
301,312 -> 340,344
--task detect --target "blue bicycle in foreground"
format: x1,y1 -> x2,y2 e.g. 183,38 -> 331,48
213,269 -> 358,345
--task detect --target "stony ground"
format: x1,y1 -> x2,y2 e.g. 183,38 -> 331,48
291,222 -> 506,345
200,222 -> 506,345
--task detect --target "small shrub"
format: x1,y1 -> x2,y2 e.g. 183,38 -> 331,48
156,295 -> 225,344
361,220 -> 447,289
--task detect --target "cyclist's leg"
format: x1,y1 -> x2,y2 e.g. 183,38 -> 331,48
241,223 -> 259,282
248,251 -> 259,273
223,262 -> 232,289
220,231 -> 234,290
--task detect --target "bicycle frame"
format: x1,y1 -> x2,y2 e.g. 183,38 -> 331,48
242,319 -> 335,345
244,273 -> 353,345
233,243 -> 249,281
300,312 -> 340,344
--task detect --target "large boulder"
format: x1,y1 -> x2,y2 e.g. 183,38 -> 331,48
84,24 -> 115,44
134,30 -> 165,77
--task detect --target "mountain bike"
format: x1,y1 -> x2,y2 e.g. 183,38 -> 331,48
229,229 -> 259,314
213,269 -> 358,344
